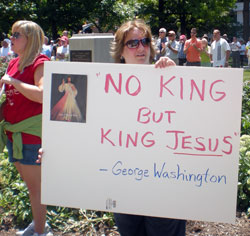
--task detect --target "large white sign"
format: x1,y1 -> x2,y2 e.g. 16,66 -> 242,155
42,62 -> 243,224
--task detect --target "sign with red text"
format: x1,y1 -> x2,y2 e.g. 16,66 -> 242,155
42,62 -> 243,224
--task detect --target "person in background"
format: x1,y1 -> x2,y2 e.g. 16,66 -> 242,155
164,30 -> 179,64
246,36 -> 250,48
202,34 -> 210,45
56,36 -> 69,61
230,36 -> 241,68
62,30 -> 69,45
210,29 -> 230,67
110,19 -> 186,236
155,27 -> 167,60
178,34 -> 187,66
184,28 -> 202,66
0,38 -> 14,61
200,38 -> 211,67
222,33 -> 229,42
239,39 -> 246,67
246,45 -> 250,66
41,36 -> 51,58
0,20 -> 52,236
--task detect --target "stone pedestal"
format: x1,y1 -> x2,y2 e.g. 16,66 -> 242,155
69,33 -> 114,63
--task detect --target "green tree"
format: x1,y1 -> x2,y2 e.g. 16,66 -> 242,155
0,0 -> 36,39
135,0 -> 237,36
0,0 -> 239,41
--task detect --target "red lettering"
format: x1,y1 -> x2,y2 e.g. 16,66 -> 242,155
164,111 -> 176,123
209,138 -> 219,152
180,77 -> 184,100
210,80 -> 226,101
137,107 -> 176,124
160,75 -> 176,97
125,75 -> 141,96
101,129 -> 155,148
119,130 -> 122,146
101,128 -> 115,146
137,107 -> 150,124
194,137 -> 206,151
105,73 -> 122,94
152,112 -> 163,123
222,136 -> 233,154
166,130 -> 185,150
182,136 -> 192,149
126,133 -> 138,147
190,79 -> 205,101
141,132 -> 155,147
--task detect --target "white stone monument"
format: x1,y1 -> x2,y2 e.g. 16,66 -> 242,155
69,33 -> 114,63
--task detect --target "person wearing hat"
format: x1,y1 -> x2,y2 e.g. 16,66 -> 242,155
0,38 -> 14,60
178,35 -> 187,65
56,36 -> 69,61
62,30 -> 69,44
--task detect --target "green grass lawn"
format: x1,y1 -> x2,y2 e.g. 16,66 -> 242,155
244,70 -> 250,81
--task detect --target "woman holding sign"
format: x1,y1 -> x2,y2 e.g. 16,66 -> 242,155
0,21 -> 52,236
110,19 -> 186,236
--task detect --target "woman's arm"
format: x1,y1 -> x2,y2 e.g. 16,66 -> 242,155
1,64 -> 44,103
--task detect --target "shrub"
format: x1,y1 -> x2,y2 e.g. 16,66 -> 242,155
0,150 -> 114,233
238,135 -> 250,217
0,59 -> 7,105
241,81 -> 250,135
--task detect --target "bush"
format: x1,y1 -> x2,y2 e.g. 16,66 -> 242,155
0,150 -> 114,233
238,135 -> 250,217
241,81 -> 250,135
0,59 -> 7,105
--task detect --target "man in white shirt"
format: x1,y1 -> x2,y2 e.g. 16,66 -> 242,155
210,29 -> 230,67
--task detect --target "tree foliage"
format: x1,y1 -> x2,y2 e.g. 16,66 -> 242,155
0,0 -> 238,42
134,0 -> 238,36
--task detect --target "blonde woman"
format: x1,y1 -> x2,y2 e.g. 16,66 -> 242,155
200,38 -> 211,67
0,21 -> 51,236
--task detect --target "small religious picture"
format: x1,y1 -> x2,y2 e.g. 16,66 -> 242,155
50,73 -> 87,123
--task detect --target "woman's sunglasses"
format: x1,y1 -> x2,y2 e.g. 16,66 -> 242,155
125,38 -> 151,49
11,32 -> 21,39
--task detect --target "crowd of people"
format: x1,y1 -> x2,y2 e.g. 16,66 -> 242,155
0,30 -> 70,64
1,24 -> 250,68
154,27 -> 250,68
0,19 -> 246,236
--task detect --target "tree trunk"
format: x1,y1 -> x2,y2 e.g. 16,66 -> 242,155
243,0 -> 250,41
158,0 -> 165,27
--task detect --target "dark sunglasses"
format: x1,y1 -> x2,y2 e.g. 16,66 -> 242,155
11,32 -> 21,39
125,38 -> 151,49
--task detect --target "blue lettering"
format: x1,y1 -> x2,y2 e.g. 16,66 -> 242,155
112,160 -> 149,181
153,162 -> 166,178
153,162 -> 227,187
